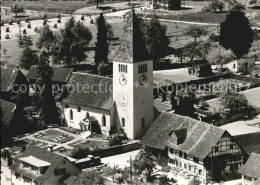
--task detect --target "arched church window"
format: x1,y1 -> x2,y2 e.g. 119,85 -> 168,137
123,65 -> 125,72
126,65 -> 127,73
142,118 -> 145,129
70,110 -> 73,120
122,118 -> 125,127
77,106 -> 81,112
145,64 -> 147,72
86,112 -> 89,117
119,64 -> 121,72
102,115 -> 106,127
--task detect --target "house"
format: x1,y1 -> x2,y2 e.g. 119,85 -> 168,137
226,56 -> 255,73
234,132 -> 260,156
26,66 -> 74,97
61,9 -> 155,140
1,68 -> 29,104
239,152 -> 260,185
26,66 -> 74,86
10,145 -> 81,185
140,113 -> 247,182
146,0 -> 181,10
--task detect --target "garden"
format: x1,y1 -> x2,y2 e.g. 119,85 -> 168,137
33,129 -> 75,144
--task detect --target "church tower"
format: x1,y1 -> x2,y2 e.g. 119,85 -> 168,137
113,9 -> 154,139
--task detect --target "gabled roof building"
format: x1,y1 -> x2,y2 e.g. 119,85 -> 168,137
10,145 -> 81,185
140,113 -> 247,182
239,152 -> 260,185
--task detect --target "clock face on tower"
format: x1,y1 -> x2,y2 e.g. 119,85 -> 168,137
119,74 -> 127,86
139,74 -> 148,86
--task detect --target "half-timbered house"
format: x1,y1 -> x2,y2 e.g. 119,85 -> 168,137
140,112 -> 247,182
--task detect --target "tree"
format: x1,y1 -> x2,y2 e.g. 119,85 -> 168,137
36,25 -> 56,54
206,45 -> 235,69
133,147 -> 156,182
71,171 -> 104,185
17,34 -> 33,48
208,0 -> 225,12
185,26 -> 207,43
109,128 -> 128,146
52,17 -> 92,66
35,51 -> 60,125
11,4 -> 24,17
219,92 -> 249,114
20,46 -> 39,70
98,62 -> 112,76
94,13 -> 109,65
142,15 -> 170,65
93,0 -> 104,8
219,8 -> 254,58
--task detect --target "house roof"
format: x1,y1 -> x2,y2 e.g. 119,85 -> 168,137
1,68 -> 20,91
60,174 -> 78,185
239,152 -> 260,179
10,145 -> 74,182
26,66 -> 74,83
234,132 -> 260,155
113,9 -> 150,63
62,72 -> 113,111
19,156 -> 51,167
140,113 -> 226,159
153,100 -> 172,113
1,99 -> 16,125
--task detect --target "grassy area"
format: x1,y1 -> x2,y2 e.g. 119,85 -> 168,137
145,12 -> 226,24
2,1 -> 119,14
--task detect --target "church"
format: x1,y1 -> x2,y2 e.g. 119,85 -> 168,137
61,10 -> 156,140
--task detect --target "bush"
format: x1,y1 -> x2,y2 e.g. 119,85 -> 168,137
17,19 -> 21,24
57,14 -> 61,19
23,29 -> 27,34
53,23 -> 57,29
5,34 -> 10,39
109,128 -> 128,146
81,15 -> 85,20
9,20 -> 12,25
57,18 -> 61,23
43,20 -> 47,26
27,23 -> 31,29
34,27 -> 39,33
6,27 -> 10,32
25,17 -> 30,23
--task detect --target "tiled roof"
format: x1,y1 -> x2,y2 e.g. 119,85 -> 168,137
27,66 -> 74,83
1,68 -> 20,91
234,132 -> 260,155
60,174 -> 78,185
140,113 -> 226,159
153,100 -> 172,112
239,152 -> 260,179
62,73 -> 113,111
1,99 -> 16,125
113,9 -> 150,63
10,145 -> 69,182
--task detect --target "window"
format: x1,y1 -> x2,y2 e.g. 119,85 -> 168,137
86,112 -> 89,117
102,115 -> 106,127
169,148 -> 173,154
184,153 -> 187,159
70,110 -> 73,120
179,152 -> 183,158
119,64 -> 127,73
77,106 -> 81,112
141,118 -> 145,129
215,147 -> 219,152
199,169 -> 203,175
54,168 -> 66,176
122,118 -> 125,127
138,64 -> 148,74
230,144 -> 233,149
184,163 -> 187,169
233,63 -> 236,69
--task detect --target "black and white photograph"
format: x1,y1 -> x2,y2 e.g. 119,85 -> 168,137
1,0 -> 260,184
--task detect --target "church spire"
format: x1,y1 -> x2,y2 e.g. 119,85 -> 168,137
114,9 -> 149,63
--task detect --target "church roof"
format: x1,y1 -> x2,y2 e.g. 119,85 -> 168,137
1,99 -> 16,125
1,68 -> 21,91
140,113 -> 226,159
113,9 -> 150,63
62,72 -> 113,111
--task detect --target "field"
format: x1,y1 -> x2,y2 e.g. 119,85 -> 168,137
2,1 -> 106,14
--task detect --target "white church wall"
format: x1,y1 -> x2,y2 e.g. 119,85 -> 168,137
61,102 -> 111,135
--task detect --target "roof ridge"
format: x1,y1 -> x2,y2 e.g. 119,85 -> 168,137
71,72 -> 112,79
